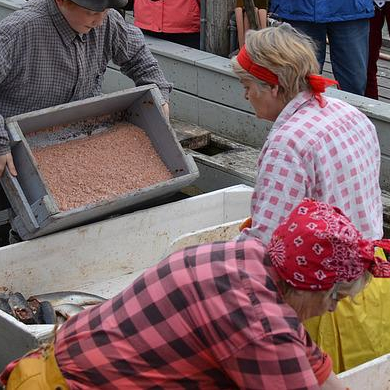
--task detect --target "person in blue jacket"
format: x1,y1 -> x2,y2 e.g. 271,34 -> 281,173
269,0 -> 374,96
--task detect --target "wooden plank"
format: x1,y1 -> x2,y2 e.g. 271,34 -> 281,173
323,45 -> 390,102
382,191 -> 390,224
322,65 -> 390,102
322,67 -> 390,102
378,191 -> 390,238
205,0 -> 236,57
374,58 -> 390,75
322,63 -> 390,95
0,209 -> 9,225
172,119 -> 211,150
190,134 -> 258,184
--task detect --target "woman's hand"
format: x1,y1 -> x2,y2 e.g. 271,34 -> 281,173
0,153 -> 17,177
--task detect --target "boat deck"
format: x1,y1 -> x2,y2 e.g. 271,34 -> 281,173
323,33 -> 390,103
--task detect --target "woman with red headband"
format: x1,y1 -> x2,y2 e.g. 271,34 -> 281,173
231,24 -> 387,372
2,198 -> 389,389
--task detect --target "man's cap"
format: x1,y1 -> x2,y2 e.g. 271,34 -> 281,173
70,0 -> 128,12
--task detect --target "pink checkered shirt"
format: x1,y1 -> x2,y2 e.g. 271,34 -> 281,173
54,239 -> 327,389
241,91 -> 383,245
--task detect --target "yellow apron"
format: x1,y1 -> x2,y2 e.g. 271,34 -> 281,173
5,344 -> 69,390
305,248 -> 390,373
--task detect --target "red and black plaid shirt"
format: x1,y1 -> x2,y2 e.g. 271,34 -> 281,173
55,239 -> 327,389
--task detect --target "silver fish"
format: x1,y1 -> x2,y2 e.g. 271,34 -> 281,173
29,291 -> 107,307
54,303 -> 84,320
56,314 -> 66,325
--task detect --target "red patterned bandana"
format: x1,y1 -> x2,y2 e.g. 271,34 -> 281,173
268,198 -> 390,290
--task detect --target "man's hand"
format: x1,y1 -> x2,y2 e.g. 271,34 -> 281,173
0,153 -> 17,177
162,103 -> 169,121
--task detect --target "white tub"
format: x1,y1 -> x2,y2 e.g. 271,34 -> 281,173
0,185 -> 252,370
339,352 -> 390,389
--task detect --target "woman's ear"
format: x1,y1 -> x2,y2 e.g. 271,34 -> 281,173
270,84 -> 279,98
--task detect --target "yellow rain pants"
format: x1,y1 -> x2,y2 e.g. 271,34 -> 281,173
305,248 -> 390,373
5,344 -> 69,390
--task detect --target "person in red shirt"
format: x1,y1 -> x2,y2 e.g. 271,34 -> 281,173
133,0 -> 200,49
3,198 -> 390,389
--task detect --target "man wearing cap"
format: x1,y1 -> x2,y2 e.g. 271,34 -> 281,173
0,0 -> 172,178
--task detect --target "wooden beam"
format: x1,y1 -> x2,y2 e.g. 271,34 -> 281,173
205,0 -> 236,57
172,120 -> 211,150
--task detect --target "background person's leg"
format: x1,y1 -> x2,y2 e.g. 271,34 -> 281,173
365,7 -> 385,99
166,33 -> 200,49
283,21 -> 327,71
328,19 -> 370,95
141,30 -> 200,49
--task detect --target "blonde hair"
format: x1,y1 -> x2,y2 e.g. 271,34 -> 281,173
279,271 -> 372,303
326,271 -> 372,302
231,23 -> 320,102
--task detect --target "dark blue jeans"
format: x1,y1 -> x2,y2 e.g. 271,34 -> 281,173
286,19 -> 370,96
